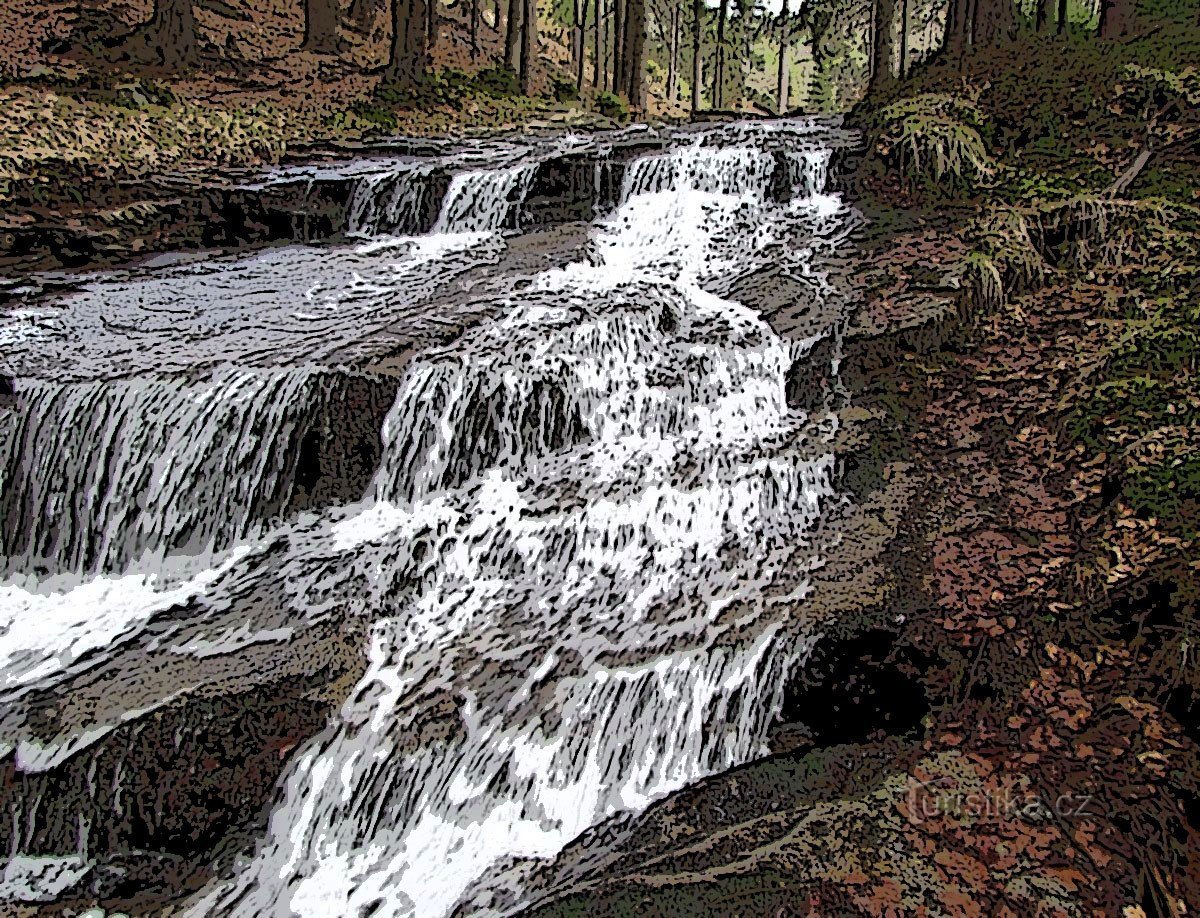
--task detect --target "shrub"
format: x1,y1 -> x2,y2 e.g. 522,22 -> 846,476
594,90 -> 629,121
872,92 -> 995,192
550,76 -> 579,103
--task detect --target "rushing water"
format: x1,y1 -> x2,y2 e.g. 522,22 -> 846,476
0,121 -> 854,915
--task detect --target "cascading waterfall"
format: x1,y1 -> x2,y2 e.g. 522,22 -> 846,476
347,164 -> 442,237
191,125 -> 847,918
0,369 -> 384,578
0,121 -> 856,915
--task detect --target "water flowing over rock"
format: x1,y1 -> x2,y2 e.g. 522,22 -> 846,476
0,369 -> 392,578
0,120 -> 859,915
347,164 -> 448,237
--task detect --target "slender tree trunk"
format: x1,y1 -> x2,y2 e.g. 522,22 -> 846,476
493,0 -> 502,29
577,0 -> 590,90
898,0 -> 908,77
776,0 -> 789,114
426,0 -> 437,53
388,0 -> 428,86
667,3 -> 680,102
869,0 -> 898,94
304,0 -> 341,51
471,0 -> 480,56
594,0 -> 604,88
613,0 -> 626,95
574,0 -> 584,74
690,0 -> 702,112
148,0 -> 199,66
504,0 -> 521,71
713,0 -> 728,108
1056,0 -> 1067,32
621,0 -> 646,106
605,0 -> 614,89
1035,0 -> 1049,29
944,0 -> 969,56
520,0 -> 537,93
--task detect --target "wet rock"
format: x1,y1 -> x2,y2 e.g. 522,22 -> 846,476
786,333 -> 839,412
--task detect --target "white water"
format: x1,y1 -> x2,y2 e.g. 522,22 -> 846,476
189,128 -> 844,917
348,163 -> 442,237
0,122 -> 851,915
434,163 -> 538,234
0,369 -> 379,577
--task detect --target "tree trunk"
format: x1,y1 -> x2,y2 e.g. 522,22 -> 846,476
869,0 -> 898,95
520,0 -> 537,93
898,0 -> 908,77
426,0 -> 437,53
304,0 -> 341,51
471,0 -> 480,56
594,0 -> 604,88
776,0 -> 789,114
621,0 -> 646,107
1035,0 -> 1050,30
973,0 -> 1014,44
574,0 -> 584,74
149,0 -> 199,66
577,0 -> 590,91
605,0 -> 614,89
713,0 -> 728,108
690,0 -> 702,112
943,0 -> 964,56
388,0 -> 428,86
667,3 -> 680,103
504,0 -> 521,71
1056,0 -> 1067,32
613,0 -> 626,96
1099,0 -> 1133,36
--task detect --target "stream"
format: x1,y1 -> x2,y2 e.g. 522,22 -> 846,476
0,119 -> 859,916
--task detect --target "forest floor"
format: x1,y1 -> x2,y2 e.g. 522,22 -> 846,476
813,16 -> 1200,914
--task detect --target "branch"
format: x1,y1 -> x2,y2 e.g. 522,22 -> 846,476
1105,147 -> 1152,198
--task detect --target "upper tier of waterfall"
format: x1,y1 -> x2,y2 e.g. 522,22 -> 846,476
0,119 -> 860,917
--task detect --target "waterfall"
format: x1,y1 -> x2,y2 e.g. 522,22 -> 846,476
0,121 -> 854,914
347,165 -> 441,237
620,141 -> 779,202
434,163 -> 537,234
787,148 -> 832,200
190,124 -> 847,918
0,369 -> 386,578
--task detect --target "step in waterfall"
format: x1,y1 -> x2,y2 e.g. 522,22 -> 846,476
189,126 -> 845,918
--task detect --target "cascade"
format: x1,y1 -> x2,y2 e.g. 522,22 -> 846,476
0,369 -> 388,578
0,121 -> 856,915
192,123 -> 847,917
434,163 -> 539,234
347,164 -> 443,237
